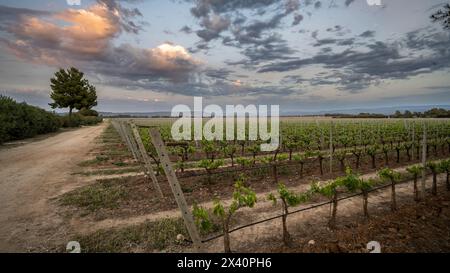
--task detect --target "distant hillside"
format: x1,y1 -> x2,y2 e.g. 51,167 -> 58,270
281,105 -> 450,116
100,105 -> 450,117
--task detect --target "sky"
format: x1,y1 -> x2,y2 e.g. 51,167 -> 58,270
0,0 -> 449,113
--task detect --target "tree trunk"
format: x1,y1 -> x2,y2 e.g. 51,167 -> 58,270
406,149 -> 411,161
339,159 -> 345,172
319,158 -> 323,175
371,155 -> 376,169
329,192 -> 338,230
446,172 -> 450,191
355,155 -> 360,169
272,164 -> 278,184
223,221 -> 231,253
362,191 -> 369,219
384,152 -> 389,166
230,155 -> 234,167
391,179 -> 397,212
299,163 -> 304,178
69,107 -> 73,117
206,170 -> 213,191
396,149 -> 400,163
432,172 -> 437,196
281,199 -> 291,246
413,175 -> 419,202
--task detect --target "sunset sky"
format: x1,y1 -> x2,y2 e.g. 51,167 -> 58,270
0,0 -> 449,113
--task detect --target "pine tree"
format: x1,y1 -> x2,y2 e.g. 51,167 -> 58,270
49,67 -> 97,117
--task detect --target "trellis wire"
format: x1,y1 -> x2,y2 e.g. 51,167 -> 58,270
200,174 -> 429,243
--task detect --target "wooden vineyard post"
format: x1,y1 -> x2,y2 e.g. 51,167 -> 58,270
131,123 -> 164,199
149,128 -> 204,252
316,120 -> 324,150
123,122 -> 142,163
120,122 -> 138,161
118,121 -> 136,160
114,121 -> 126,144
329,120 -> 333,173
359,121 -> 362,146
420,121 -> 427,200
411,121 -> 415,161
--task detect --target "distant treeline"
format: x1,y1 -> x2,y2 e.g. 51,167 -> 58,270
0,95 -> 102,144
325,108 -> 450,119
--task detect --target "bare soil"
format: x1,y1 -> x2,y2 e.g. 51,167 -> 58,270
59,149 -> 450,222
0,123 -> 106,252
220,184 -> 450,253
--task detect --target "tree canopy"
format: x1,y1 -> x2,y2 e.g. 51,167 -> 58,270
49,67 -> 97,116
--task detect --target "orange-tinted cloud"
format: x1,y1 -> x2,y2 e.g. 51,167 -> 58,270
0,3 -> 200,81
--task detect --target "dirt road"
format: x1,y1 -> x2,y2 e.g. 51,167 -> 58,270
0,123 -> 106,252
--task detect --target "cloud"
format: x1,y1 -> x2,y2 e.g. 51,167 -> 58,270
345,0 -> 356,7
259,28 -> 450,91
186,0 -> 300,43
292,13 -> 304,25
0,3 -> 200,83
180,25 -> 193,34
195,13 -> 230,41
224,33 -> 296,66
360,30 -> 376,38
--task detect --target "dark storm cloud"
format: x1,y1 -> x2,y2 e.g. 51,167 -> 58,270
0,5 -> 51,32
314,1 -> 322,9
345,0 -> 356,7
360,30 -> 376,38
189,0 -> 280,18
96,0 -> 145,34
180,25 -> 193,34
204,68 -> 234,80
101,74 -> 298,97
259,28 -> 450,91
292,13 -> 304,25
326,25 -> 343,32
0,5 -> 51,22
185,0 -> 301,44
224,33 -> 296,66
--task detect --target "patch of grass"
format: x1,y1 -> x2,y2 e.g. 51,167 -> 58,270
73,218 -> 190,252
112,161 -> 128,167
72,167 -> 141,176
60,180 -> 129,212
78,155 -> 110,167
104,150 -> 130,156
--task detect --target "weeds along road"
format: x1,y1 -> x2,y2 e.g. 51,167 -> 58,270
0,123 -> 106,252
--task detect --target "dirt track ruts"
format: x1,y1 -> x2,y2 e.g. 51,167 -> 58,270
0,124 -> 106,252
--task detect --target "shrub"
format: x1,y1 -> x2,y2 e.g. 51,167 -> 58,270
78,108 -> 99,117
59,113 -> 103,128
60,114 -> 82,128
0,95 -> 61,143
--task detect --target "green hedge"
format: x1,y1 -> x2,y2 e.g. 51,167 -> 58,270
0,95 -> 61,144
0,95 -> 103,144
60,113 -> 103,128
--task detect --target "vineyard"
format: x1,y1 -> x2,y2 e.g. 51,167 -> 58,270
63,118 -> 450,253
